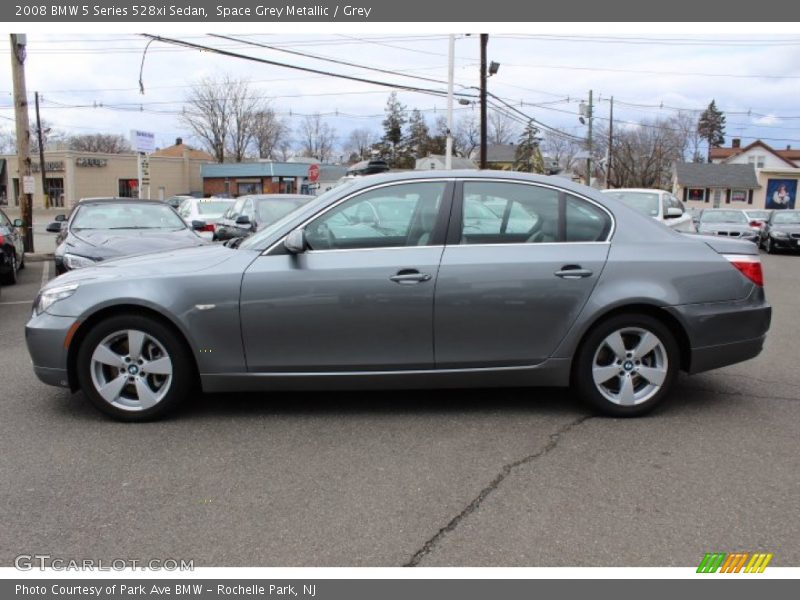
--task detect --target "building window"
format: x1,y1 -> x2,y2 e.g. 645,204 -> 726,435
46,178 -> 65,207
730,189 -> 748,203
687,188 -> 706,202
118,179 -> 139,198
747,155 -> 766,169
236,181 -> 262,195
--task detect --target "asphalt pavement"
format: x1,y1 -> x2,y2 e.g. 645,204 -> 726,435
0,254 -> 798,567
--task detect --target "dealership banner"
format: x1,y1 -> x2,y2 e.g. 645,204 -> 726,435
5,0 -> 800,22
4,579 -> 799,599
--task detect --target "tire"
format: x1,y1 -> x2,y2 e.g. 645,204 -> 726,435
573,313 -> 679,417
18,252 -> 24,270
76,314 -> 193,421
1,251 -> 18,285
765,238 -> 774,254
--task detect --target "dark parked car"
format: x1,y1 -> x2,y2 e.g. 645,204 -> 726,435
26,171 -> 771,421
696,209 -> 759,245
48,198 -> 207,275
0,208 -> 25,285
761,209 -> 800,254
215,194 -> 313,242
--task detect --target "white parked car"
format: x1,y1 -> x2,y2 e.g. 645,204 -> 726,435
601,188 -> 695,233
176,197 -> 235,240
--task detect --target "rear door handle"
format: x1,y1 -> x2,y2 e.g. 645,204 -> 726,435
390,269 -> 432,284
554,266 -> 593,279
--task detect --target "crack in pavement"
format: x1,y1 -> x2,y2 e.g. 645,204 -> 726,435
679,384 -> 800,403
404,414 -> 594,567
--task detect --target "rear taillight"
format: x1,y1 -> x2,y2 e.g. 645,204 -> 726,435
201,223 -> 215,233
749,220 -> 763,229
0,234 -> 5,246
725,254 -> 764,286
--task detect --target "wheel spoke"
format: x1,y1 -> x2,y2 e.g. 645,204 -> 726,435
134,379 -> 159,410
638,365 -> 667,387
144,356 -> 172,376
127,330 -> 146,360
618,376 -> 636,406
97,374 -> 127,403
603,331 -> 628,360
633,332 -> 660,360
92,344 -> 125,368
592,364 -> 620,386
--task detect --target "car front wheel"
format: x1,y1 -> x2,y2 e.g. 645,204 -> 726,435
574,314 -> 679,417
76,315 -> 193,421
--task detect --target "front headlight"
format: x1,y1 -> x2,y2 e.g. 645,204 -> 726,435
63,253 -> 98,270
771,231 -> 789,239
35,283 -> 79,315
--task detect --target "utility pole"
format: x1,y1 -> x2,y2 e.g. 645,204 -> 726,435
10,34 -> 34,252
35,91 -> 49,209
445,34 -> 455,170
479,33 -> 488,169
606,96 -> 614,189
586,89 -> 593,187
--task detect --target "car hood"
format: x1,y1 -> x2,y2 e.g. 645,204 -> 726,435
770,224 -> 800,234
67,228 -> 206,259
49,244 -> 250,287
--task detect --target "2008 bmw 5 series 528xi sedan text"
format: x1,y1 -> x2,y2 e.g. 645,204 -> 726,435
26,171 -> 772,421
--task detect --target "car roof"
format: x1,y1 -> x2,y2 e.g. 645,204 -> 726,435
601,188 -> 666,194
77,197 -> 160,204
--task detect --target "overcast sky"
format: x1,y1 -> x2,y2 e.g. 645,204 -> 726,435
2,33 -> 800,156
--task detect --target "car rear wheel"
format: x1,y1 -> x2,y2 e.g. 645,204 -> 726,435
765,238 -> 775,254
76,315 -> 193,421
574,314 -> 679,417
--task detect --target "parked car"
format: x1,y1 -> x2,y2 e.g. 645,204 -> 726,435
176,197 -> 235,240
0,208 -> 25,285
744,209 -> 772,237
761,209 -> 800,254
696,209 -> 760,245
601,188 -> 695,232
26,171 -> 771,421
164,195 -> 194,209
48,198 -> 208,275
215,194 -> 314,242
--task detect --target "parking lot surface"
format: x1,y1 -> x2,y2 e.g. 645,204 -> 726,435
0,254 -> 798,567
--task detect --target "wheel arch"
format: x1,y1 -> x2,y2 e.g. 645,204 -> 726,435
66,304 -> 200,392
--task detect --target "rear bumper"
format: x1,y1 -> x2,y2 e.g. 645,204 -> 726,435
665,288 -> 771,374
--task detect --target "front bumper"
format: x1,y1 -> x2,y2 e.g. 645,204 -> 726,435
25,311 -> 77,389
665,287 -> 771,374
768,236 -> 800,251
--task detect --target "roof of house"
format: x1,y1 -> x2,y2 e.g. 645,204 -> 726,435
674,163 -> 761,188
151,143 -> 214,161
709,140 -> 799,167
416,155 -> 477,170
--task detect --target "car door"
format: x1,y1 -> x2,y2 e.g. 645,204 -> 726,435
0,210 -> 22,262
434,180 -> 612,368
240,180 -> 453,372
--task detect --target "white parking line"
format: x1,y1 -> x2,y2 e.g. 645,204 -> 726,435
0,300 -> 32,306
41,260 -> 49,287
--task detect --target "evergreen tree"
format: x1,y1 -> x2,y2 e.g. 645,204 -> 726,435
514,121 -> 544,173
406,109 -> 431,159
697,100 -> 726,160
380,92 -> 408,167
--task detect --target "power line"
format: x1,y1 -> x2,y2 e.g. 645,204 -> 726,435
497,34 -> 800,47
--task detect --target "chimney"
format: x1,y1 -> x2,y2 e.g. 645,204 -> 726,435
787,145 -> 792,151
732,138 -> 741,148
175,137 -> 183,146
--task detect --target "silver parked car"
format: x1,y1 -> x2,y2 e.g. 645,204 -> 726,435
601,188 -> 695,232
26,171 -> 771,421
696,209 -> 760,245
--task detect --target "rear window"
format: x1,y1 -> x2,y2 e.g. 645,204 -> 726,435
700,210 -> 747,224
197,201 -> 234,215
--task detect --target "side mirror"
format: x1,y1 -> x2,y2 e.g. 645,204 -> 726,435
191,220 -> 207,231
236,215 -> 251,226
284,228 -> 307,254
55,214 -> 67,222
46,221 -> 63,233
13,218 -> 24,228
665,207 -> 683,218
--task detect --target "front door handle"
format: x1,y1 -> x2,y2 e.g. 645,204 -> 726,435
554,265 -> 593,279
390,269 -> 432,284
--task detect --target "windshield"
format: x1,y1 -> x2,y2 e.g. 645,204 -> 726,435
72,203 -> 186,230
197,201 -> 234,215
700,210 -> 747,224
606,192 -> 660,217
240,182 -> 356,250
773,211 -> 800,224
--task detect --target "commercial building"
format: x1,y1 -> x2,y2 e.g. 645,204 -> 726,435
201,161 -> 347,197
0,139 -> 212,209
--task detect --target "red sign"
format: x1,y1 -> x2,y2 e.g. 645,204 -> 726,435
308,163 -> 320,183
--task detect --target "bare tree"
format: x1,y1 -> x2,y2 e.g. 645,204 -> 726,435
182,75 -> 266,163
68,134 -> 131,153
344,127 -> 377,161
298,114 -> 337,162
541,134 -> 582,173
454,113 -> 479,158
0,128 -> 16,154
251,108 -> 289,160
488,110 -> 519,145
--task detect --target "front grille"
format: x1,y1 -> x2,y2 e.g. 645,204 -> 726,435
715,231 -> 741,237
791,233 -> 800,239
